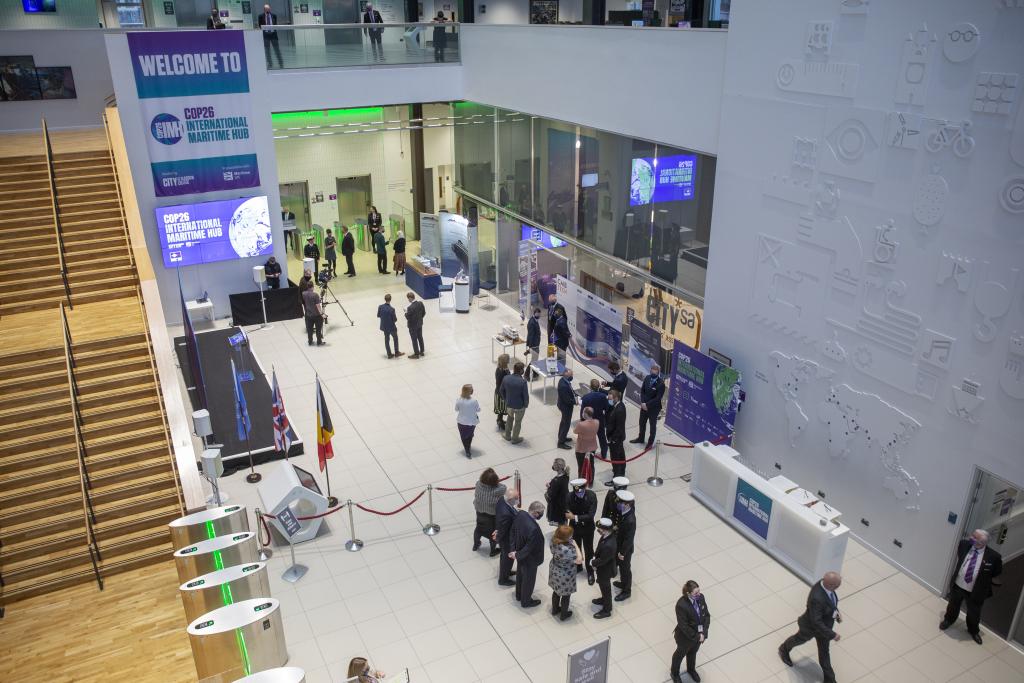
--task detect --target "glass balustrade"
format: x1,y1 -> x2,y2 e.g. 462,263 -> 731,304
261,23 -> 460,70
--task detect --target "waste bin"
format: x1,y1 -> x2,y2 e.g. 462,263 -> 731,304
232,667 -> 306,683
169,505 -> 249,551
174,532 -> 259,584
188,598 -> 287,680
180,561 -> 272,622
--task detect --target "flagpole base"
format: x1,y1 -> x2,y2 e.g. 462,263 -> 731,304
646,476 -> 664,487
345,539 -> 364,552
422,523 -> 440,536
328,496 -> 339,508
246,472 -> 262,483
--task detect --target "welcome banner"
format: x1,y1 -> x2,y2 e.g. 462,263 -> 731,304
127,31 -> 260,197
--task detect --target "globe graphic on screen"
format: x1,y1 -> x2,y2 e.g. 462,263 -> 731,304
228,197 -> 272,258
630,158 -> 656,205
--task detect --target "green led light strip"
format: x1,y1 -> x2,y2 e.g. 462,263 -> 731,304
235,628 -> 252,676
271,106 -> 383,123
205,520 -> 216,539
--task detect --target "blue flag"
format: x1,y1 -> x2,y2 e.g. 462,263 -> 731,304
231,358 -> 251,441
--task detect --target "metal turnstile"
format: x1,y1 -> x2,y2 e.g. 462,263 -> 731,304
168,505 -> 249,551
179,562 -> 272,622
188,598 -> 288,680
174,532 -> 259,584
232,667 -> 306,683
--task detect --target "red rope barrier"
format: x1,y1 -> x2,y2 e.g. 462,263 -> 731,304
436,474 -> 512,492
593,445 -> 653,465
258,514 -> 272,547
356,489 -> 426,516
261,503 -> 349,522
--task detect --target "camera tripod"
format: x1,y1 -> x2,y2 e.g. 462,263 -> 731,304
319,281 -> 353,326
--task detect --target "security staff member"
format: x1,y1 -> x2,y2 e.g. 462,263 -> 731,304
591,517 -> 617,619
263,256 -> 282,289
303,236 -> 320,279
493,491 -> 519,587
565,478 -> 597,585
631,364 -> 665,448
672,580 -> 711,683
601,477 -> 634,526
602,361 -> 628,396
614,490 -> 636,602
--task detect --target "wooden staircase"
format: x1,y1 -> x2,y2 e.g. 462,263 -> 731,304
0,155 -> 57,316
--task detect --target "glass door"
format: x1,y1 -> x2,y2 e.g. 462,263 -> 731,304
957,468 -> 1024,642
278,181 -> 310,259
336,175 -> 373,251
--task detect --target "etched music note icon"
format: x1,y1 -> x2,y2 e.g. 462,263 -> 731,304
922,339 -> 951,363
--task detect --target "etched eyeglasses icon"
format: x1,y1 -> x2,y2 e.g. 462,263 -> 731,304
947,29 -> 977,42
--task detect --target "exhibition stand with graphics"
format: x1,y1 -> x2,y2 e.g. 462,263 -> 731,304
258,461 -> 329,545
187,598 -> 288,680
169,505 -> 251,550
690,442 -> 849,584
180,562 -> 273,622
405,257 -> 442,300
174,532 -> 260,584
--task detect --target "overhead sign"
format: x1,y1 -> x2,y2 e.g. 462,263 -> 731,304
665,340 -> 741,445
566,637 -> 610,683
127,31 -> 260,197
733,477 -> 772,540
644,286 -> 701,350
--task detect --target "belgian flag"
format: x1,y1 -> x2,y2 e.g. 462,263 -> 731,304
315,377 -> 334,472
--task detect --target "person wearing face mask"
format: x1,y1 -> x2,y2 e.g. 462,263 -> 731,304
601,477 -> 634,526
631,364 -> 665,449
671,580 -> 711,683
548,524 -> 583,621
493,490 -> 520,586
591,517 -> 617,619
556,368 -> 577,449
573,406 -> 600,486
940,528 -> 1002,644
565,478 -> 598,585
550,308 -> 571,364
510,501 -> 546,608
472,467 -> 506,556
605,389 -> 628,481
601,360 -> 628,397
613,490 -> 636,602
525,307 -> 542,380
545,458 -> 570,526
580,379 -> 608,459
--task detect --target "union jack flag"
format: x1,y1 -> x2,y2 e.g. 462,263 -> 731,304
271,369 -> 296,454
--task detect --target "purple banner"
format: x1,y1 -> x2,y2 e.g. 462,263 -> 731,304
664,340 -> 741,444
156,195 -> 272,267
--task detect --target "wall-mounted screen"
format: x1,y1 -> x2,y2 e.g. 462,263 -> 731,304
23,0 -> 56,12
630,154 -> 697,206
521,224 -> 567,249
156,195 -> 272,268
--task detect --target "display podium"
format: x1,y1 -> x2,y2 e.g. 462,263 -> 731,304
174,532 -> 259,584
257,461 -> 329,544
187,598 -> 288,680
690,442 -> 849,584
180,562 -> 272,622
169,505 -> 250,551
232,668 -> 306,683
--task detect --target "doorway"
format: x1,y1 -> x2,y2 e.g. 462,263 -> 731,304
336,175 -> 373,252
956,468 -> 1024,644
278,181 -> 310,259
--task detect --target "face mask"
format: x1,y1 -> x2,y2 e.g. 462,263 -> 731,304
617,503 -> 628,513
575,489 -> 585,498
608,398 -> 614,406
534,314 -> 540,319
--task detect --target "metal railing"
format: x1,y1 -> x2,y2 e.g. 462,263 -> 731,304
135,285 -> 185,517
261,22 -> 460,70
41,118 -> 72,309
59,304 -> 103,591
101,111 -> 136,277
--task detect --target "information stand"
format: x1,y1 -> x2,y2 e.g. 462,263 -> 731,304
277,507 -> 308,584
566,637 -> 610,683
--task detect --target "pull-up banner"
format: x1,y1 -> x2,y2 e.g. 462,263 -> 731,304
127,31 -> 260,197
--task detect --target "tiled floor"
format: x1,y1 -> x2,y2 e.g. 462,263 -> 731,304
179,255 -> 1024,683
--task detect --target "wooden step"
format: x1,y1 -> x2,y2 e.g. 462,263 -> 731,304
0,364 -> 68,393
66,263 -> 134,282
74,338 -> 150,365
0,346 -> 64,379
57,198 -> 119,216
0,252 -> 59,273
0,439 -> 169,487
0,204 -> 52,222
0,423 -> 75,458
0,286 -> 137,317
0,561 -> 102,606
60,214 -> 124,233
55,174 -> 115,190
0,177 -> 49,193
0,222 -> 54,239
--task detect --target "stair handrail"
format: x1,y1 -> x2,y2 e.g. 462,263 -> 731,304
59,303 -> 103,591
134,285 -> 186,516
101,111 -> 136,276
42,118 -> 72,310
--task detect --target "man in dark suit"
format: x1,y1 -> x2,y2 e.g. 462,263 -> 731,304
940,528 -> 1002,644
376,293 -> 403,358
493,491 -> 519,586
580,379 -> 609,457
510,501 -> 545,608
525,307 -> 541,380
206,8 -> 225,29
613,490 -> 636,601
630,364 -> 665,448
546,294 -> 565,338
551,309 -> 570,363
363,3 -> 384,60
257,4 -> 283,68
263,256 -> 282,289
556,368 -> 576,449
404,292 -> 426,359
672,580 -> 711,683
605,389 -> 628,480
340,225 -> 356,277
591,517 -> 617,618
779,571 -> 842,683
566,478 -> 597,585
602,360 -> 628,397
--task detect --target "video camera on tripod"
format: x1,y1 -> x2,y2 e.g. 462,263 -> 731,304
315,267 -> 354,327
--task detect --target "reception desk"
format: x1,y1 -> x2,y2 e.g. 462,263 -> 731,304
405,258 -> 441,300
690,442 -> 849,584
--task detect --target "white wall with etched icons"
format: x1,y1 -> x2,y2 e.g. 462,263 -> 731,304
703,0 -> 1024,590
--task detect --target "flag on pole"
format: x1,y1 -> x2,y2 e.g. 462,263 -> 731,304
315,377 -> 334,472
231,358 -> 251,441
271,369 -> 296,454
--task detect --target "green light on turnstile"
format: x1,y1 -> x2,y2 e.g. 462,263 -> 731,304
205,520 -> 216,539
220,581 -> 235,607
235,628 -> 252,676
213,550 -> 224,571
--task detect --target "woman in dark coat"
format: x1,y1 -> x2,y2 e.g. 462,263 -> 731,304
494,353 -> 510,430
545,457 -> 569,526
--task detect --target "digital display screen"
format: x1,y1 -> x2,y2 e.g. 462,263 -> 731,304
23,0 -> 57,12
155,195 -> 272,268
521,225 -> 567,249
630,154 -> 697,206
581,172 -> 598,188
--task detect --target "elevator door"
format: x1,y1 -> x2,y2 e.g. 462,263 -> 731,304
956,468 -> 1024,643
336,175 -> 373,251
278,181 -> 310,258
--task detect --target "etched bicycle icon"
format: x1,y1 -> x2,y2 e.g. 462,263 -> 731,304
926,120 -> 975,157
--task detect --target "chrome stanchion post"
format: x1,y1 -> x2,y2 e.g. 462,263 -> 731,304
647,440 -> 664,487
513,468 -> 521,507
422,484 -> 440,536
344,499 -> 363,552
254,507 -> 273,560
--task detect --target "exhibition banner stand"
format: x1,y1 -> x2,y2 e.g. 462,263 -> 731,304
625,319 -> 662,405
556,275 -> 623,379
277,507 -> 307,584
664,340 -> 742,446
566,637 -> 610,683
